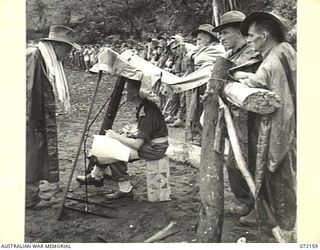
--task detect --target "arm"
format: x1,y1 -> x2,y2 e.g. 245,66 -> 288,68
106,129 -> 144,151
193,45 -> 226,66
182,43 -> 198,61
230,71 -> 256,87
231,70 -> 269,89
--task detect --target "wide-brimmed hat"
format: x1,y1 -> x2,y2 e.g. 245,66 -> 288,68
191,24 -> 219,41
167,34 -> 184,49
240,12 -> 286,42
212,11 -> 246,32
170,34 -> 184,42
41,25 -> 81,50
157,34 -> 168,40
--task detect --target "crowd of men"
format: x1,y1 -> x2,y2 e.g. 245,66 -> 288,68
26,10 -> 296,242
64,44 -> 100,71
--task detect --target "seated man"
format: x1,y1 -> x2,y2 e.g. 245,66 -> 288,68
76,80 -> 169,199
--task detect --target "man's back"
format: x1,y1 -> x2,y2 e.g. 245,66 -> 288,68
192,44 -> 225,67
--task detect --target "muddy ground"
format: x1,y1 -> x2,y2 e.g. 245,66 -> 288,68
25,68 -> 275,243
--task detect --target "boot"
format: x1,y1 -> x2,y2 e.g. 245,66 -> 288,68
225,203 -> 251,216
105,190 -> 133,200
76,174 -> 104,187
239,209 -> 258,227
27,197 -> 59,210
169,118 -> 184,128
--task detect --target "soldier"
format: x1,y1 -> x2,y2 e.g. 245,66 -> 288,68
235,12 -> 296,234
26,25 -> 80,209
212,11 -> 261,217
76,81 -> 169,199
187,24 -> 225,146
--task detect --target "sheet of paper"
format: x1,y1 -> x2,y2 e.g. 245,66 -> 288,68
90,134 -> 131,164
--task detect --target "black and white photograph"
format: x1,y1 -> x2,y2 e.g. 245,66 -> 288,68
6,0 -> 320,245
23,0 -> 299,244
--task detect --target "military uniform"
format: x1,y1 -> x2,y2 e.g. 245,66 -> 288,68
248,42 -> 296,230
224,43 -> 261,209
187,43 -> 225,144
109,99 -> 169,181
26,47 -> 60,207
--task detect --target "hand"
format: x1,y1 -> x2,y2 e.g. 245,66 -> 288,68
239,78 -> 256,88
105,129 -> 120,140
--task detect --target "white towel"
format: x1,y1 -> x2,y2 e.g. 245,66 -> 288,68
38,41 -> 71,113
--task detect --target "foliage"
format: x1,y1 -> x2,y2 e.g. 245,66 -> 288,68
26,0 -> 296,44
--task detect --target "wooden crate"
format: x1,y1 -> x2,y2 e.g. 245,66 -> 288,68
146,156 -> 171,202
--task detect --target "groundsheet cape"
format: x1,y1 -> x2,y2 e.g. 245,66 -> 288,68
91,47 -> 282,115
91,47 -> 214,97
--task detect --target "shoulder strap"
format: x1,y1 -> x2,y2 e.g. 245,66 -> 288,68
278,52 -> 296,121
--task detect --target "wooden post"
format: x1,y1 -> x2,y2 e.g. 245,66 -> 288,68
86,76 -> 127,172
212,0 -> 238,26
99,76 -> 127,133
184,65 -> 195,143
196,57 -> 235,242
185,89 -> 193,142
196,81 -> 224,242
211,0 -> 224,26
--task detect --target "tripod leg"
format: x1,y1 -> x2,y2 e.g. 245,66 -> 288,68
86,76 -> 127,173
58,71 -> 103,220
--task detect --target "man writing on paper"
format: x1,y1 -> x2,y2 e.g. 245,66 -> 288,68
76,80 -> 169,199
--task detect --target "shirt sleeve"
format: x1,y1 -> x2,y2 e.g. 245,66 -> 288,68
136,115 -> 153,141
193,45 -> 225,66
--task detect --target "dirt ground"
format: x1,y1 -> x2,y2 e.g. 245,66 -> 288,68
25,68 -> 275,243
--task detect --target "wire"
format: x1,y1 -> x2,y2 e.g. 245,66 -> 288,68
81,97 -> 127,167
87,96 -> 112,131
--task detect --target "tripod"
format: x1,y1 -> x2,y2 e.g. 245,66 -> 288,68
58,72 -> 126,220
